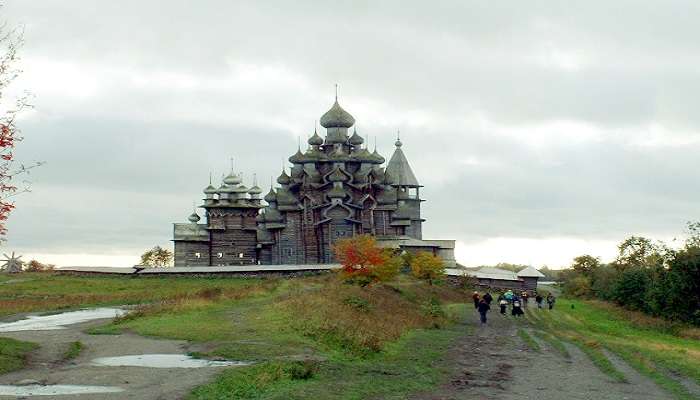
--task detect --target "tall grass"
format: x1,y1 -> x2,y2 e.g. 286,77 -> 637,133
0,337 -> 38,374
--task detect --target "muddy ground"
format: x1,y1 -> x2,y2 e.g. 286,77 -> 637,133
411,305 -> 675,400
0,317 -> 225,400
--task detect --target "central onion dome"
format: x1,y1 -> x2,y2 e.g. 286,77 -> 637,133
320,100 -> 355,128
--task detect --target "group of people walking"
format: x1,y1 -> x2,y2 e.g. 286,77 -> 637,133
472,289 -> 556,324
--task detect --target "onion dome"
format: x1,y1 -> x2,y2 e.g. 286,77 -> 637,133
277,170 -> 291,185
233,185 -> 248,194
289,149 -> 305,163
203,184 -> 217,195
348,128 -> 364,146
370,149 -> 385,164
223,172 -> 242,185
328,168 -> 349,182
354,147 -> 373,161
188,212 -> 201,223
308,129 -> 324,146
248,185 -> 262,195
264,188 -> 277,203
320,99 -> 355,128
276,187 -> 297,205
304,147 -> 321,160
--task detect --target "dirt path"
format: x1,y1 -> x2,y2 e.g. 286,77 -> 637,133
411,305 -> 674,400
0,317 -> 230,399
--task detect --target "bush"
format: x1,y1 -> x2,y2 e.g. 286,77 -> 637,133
563,275 -> 592,298
23,260 -> 55,272
409,252 -> 445,285
333,235 -> 401,286
140,245 -> 173,267
611,267 -> 650,311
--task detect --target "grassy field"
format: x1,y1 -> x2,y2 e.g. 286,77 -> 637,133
526,298 -> 700,400
0,337 -> 38,374
1,272 -> 470,399
0,272 -> 271,317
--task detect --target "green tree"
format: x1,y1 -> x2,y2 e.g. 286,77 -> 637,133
686,221 -> 700,250
571,254 -> 601,276
664,246 -> 700,324
410,252 -> 445,285
615,236 -> 668,270
140,246 -> 173,267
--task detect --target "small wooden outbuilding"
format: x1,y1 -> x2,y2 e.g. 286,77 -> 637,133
447,266 -> 545,293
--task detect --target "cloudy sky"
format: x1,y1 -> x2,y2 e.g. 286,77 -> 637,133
2,1 -> 699,268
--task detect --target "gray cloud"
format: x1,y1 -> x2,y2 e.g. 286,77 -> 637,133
2,0 -> 699,264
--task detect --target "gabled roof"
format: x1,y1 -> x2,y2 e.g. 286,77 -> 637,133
472,267 -> 519,281
517,266 -> 545,278
386,140 -> 419,187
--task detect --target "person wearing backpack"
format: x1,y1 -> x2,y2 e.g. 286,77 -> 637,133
512,296 -> 524,317
477,298 -> 491,324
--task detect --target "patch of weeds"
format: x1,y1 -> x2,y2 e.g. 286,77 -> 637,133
0,337 -> 38,374
63,341 -> 83,360
517,329 -> 540,352
343,296 -> 372,312
85,324 -> 122,335
422,298 -> 446,319
187,360 -> 319,399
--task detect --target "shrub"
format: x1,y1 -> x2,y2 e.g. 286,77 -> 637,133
333,234 -> 401,286
563,275 -> 592,297
140,245 -> 173,267
409,252 -> 445,285
24,260 -> 55,272
343,296 -> 372,312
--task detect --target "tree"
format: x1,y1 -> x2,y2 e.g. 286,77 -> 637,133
686,221 -> 700,250
570,254 -> 601,276
615,236 -> 668,270
140,246 -> 173,267
333,234 -> 401,286
0,13 -> 42,238
410,251 -> 445,285
24,259 -> 55,272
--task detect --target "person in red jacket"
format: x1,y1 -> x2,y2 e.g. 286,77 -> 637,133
472,292 -> 480,309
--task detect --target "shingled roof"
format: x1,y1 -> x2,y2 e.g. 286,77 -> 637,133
385,138 -> 419,187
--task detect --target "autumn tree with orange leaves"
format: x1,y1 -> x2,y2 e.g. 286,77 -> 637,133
0,14 -> 41,239
333,234 -> 402,286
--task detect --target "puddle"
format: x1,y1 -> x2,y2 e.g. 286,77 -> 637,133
91,354 -> 250,368
0,384 -> 124,396
0,308 -> 125,332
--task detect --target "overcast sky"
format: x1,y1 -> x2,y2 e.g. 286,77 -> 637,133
2,1 -> 699,268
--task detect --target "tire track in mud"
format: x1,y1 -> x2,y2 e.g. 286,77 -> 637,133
411,307 -> 675,400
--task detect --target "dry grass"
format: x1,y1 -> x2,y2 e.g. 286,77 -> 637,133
114,283 -> 279,323
280,277 -> 464,355
0,274 -> 280,317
